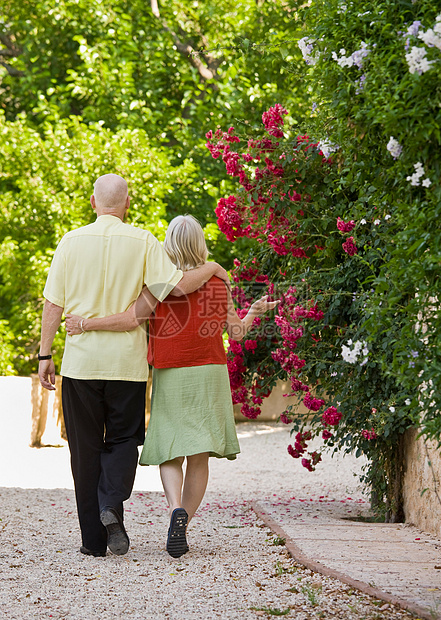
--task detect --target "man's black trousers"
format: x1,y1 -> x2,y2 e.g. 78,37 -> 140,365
62,377 -> 146,554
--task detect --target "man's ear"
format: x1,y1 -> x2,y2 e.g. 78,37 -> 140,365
91,195 -> 96,211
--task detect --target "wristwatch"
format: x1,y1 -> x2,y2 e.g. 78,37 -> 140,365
38,354 -> 52,361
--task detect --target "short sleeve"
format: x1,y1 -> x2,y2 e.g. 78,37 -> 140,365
43,241 -> 66,308
144,234 -> 183,301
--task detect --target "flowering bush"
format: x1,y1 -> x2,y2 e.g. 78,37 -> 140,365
206,0 -> 441,519
295,0 -> 441,447
206,112 -> 413,509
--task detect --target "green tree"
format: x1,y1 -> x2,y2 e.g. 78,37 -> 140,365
0,112 -> 195,373
0,0 -> 306,243
0,0 -> 309,374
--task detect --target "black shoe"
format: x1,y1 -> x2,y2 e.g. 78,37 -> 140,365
100,507 -> 130,556
166,508 -> 188,558
80,546 -> 106,557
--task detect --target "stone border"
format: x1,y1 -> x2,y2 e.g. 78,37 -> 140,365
252,501 -> 434,620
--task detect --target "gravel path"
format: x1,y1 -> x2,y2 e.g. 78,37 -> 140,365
0,485 -> 416,620
0,410 -> 417,619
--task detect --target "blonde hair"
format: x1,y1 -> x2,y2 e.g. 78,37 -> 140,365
164,215 -> 209,271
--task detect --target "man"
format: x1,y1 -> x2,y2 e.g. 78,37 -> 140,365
38,173 -> 229,558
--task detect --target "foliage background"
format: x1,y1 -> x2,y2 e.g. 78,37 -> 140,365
1,0 -> 440,516
201,0 -> 441,517
0,0 -> 306,373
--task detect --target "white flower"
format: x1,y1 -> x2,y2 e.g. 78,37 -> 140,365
405,398 -> 411,406
419,28 -> 441,50
386,137 -> 402,159
333,42 -> 369,70
389,406 -> 395,413
341,339 -> 368,365
318,140 -> 339,158
374,219 -> 380,225
407,174 -> 420,186
407,162 -> 426,186
298,37 -> 320,65
351,42 -> 370,69
360,218 -> 367,225
341,345 -> 357,363
385,214 -> 391,220
405,46 -> 433,74
337,53 -> 354,68
422,178 -> 432,187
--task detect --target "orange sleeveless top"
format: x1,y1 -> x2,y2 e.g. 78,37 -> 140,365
147,276 -> 228,369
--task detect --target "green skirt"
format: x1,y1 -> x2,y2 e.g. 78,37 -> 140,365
139,364 -> 240,465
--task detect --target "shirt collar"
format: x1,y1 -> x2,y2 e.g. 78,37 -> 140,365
95,214 -> 124,225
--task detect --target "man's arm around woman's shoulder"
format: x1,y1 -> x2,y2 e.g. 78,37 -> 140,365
169,262 -> 230,297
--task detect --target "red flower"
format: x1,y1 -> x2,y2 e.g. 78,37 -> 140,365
262,104 -> 288,138
322,406 -> 342,426
244,339 -> 258,352
294,441 -> 305,454
306,305 -> 324,321
288,445 -> 302,458
228,339 -> 243,355
303,392 -> 325,411
290,378 -> 309,392
310,451 -> 322,466
361,428 -> 377,440
342,236 -> 357,256
241,403 -> 261,419
301,458 -> 314,472
297,430 -> 312,442
337,217 -> 356,233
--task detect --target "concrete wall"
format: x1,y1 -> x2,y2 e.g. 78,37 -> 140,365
402,428 -> 441,538
29,374 -> 154,440
30,374 -> 66,446
28,374 -> 306,440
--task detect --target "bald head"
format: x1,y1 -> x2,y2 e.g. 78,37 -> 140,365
93,174 -> 128,212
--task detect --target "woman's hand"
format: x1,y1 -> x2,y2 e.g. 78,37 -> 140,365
249,295 -> 280,316
65,314 -> 85,336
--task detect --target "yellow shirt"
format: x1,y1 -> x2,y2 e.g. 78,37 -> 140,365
43,214 -> 183,381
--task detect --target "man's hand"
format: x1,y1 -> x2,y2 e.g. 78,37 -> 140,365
170,261 -> 231,297
39,359 -> 56,391
212,263 -> 231,290
39,300 -> 63,390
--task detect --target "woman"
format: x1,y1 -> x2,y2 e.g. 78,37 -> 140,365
66,215 -> 278,558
